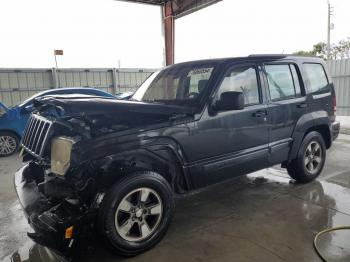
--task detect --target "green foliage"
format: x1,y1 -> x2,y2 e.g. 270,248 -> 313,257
293,42 -> 327,59
293,39 -> 350,60
293,50 -> 316,56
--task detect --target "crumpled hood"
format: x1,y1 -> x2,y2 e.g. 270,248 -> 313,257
33,94 -> 195,117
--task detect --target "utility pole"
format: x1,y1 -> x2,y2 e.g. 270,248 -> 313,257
327,1 -> 334,60
53,50 -> 63,88
54,49 -> 64,68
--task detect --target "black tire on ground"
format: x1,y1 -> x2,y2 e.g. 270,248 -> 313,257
287,131 -> 326,183
0,131 -> 19,157
97,171 -> 174,257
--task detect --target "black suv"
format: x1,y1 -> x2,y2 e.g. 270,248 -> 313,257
15,55 -> 340,257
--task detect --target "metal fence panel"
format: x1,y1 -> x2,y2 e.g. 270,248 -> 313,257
0,68 -> 155,107
327,59 -> 350,116
0,69 -> 54,107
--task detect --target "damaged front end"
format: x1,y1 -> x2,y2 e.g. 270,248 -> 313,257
13,109 -> 118,256
14,95 -> 192,256
14,156 -> 103,256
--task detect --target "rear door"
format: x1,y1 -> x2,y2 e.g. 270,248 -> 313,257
302,62 -> 333,118
262,62 -> 308,165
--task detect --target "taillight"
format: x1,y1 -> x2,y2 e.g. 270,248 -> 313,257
331,96 -> 336,122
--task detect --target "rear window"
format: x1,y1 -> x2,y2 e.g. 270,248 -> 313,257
303,63 -> 329,94
265,64 -> 302,101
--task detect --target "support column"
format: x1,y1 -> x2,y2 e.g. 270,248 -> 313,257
52,68 -> 59,89
112,68 -> 118,94
163,2 -> 175,66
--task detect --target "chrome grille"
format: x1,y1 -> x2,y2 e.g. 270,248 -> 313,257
21,114 -> 53,158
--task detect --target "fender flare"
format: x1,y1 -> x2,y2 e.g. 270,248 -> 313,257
288,111 -> 331,162
96,137 -> 191,194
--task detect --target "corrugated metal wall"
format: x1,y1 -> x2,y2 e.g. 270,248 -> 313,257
0,68 -> 155,107
0,69 -> 53,107
327,59 -> 350,116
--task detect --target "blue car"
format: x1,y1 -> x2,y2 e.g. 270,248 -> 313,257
0,87 -> 115,157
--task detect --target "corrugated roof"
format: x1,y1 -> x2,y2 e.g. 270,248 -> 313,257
116,0 -> 222,18
117,0 -> 163,5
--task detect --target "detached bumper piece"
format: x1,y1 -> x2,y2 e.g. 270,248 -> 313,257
27,200 -> 84,253
14,164 -> 92,256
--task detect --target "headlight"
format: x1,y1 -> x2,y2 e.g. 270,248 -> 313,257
0,108 -> 6,117
51,136 -> 75,176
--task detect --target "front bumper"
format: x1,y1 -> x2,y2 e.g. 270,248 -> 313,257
331,121 -> 340,141
14,163 -> 94,255
10,244 -> 68,262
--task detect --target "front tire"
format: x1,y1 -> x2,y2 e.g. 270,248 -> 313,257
0,131 -> 19,157
287,131 -> 326,183
97,171 -> 174,256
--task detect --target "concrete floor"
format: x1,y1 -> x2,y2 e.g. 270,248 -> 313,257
338,116 -> 350,135
1,135 -> 350,262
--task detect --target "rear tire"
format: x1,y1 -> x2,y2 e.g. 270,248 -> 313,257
0,131 -> 19,157
287,131 -> 326,183
97,171 -> 174,257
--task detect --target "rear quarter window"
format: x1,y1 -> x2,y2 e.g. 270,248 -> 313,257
303,63 -> 329,94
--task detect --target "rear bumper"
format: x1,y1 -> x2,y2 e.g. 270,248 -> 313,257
331,121 -> 340,141
14,163 -> 94,256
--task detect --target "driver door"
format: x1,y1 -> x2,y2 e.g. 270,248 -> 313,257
184,64 -> 270,188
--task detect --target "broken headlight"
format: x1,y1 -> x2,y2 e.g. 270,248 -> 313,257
51,136 -> 75,176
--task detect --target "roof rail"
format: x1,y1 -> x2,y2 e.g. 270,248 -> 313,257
248,54 -> 289,57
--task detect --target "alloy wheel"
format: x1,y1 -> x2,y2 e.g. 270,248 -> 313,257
0,135 -> 17,156
304,141 -> 322,175
115,187 -> 163,242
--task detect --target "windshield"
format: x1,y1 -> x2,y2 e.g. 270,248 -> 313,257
18,91 -> 45,107
0,101 -> 8,110
132,63 -> 216,107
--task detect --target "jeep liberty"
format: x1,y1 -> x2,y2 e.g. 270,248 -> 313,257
15,55 -> 340,256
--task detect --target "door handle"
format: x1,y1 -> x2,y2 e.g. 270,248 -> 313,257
297,103 -> 308,108
252,110 -> 268,117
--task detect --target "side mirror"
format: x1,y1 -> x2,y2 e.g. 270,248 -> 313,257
213,91 -> 244,111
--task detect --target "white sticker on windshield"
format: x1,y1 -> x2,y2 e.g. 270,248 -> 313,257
188,68 -> 213,76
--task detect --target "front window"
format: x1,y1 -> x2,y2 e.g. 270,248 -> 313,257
217,66 -> 260,106
132,63 -> 216,107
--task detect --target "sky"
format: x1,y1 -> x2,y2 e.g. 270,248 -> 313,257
0,0 -> 349,68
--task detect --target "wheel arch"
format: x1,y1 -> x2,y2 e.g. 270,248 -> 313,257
98,142 -> 190,195
0,129 -> 21,140
288,111 -> 331,162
